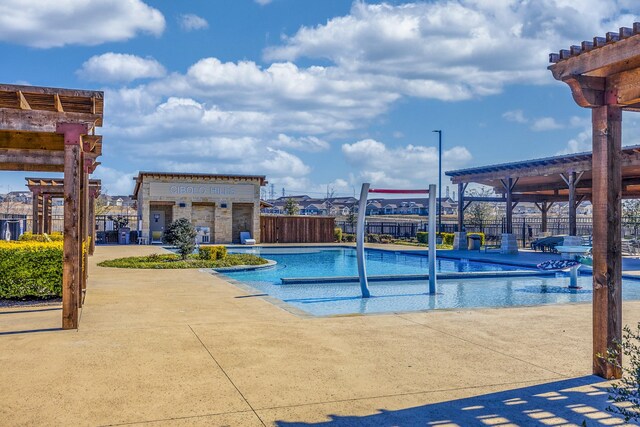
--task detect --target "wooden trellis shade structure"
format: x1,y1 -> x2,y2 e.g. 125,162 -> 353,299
0,84 -> 103,329
26,178 -> 102,255
446,145 -> 640,235
549,24 -> 640,378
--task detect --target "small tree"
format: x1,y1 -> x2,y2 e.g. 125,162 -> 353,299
604,323 -> 640,422
163,218 -> 197,260
283,198 -> 300,215
346,204 -> 358,233
465,187 -> 497,226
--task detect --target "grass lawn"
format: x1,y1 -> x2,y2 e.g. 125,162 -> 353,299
98,253 -> 268,269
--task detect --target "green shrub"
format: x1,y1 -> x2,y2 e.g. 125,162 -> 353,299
98,253 -> 267,269
343,233 -> 356,242
415,232 -> 455,246
603,323 -> 640,422
334,227 -> 343,242
19,232 -> 64,242
199,245 -> 227,260
0,241 -> 63,299
366,233 -> 381,243
163,218 -> 197,260
439,233 -> 455,246
380,234 -> 394,243
199,246 -> 212,260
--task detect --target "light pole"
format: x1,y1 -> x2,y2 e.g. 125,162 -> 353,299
432,130 -> 442,233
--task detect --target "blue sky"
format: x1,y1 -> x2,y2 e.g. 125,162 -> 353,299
1,0 -> 639,198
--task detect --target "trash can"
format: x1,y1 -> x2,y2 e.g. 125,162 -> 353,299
118,227 -> 130,245
468,235 -> 481,250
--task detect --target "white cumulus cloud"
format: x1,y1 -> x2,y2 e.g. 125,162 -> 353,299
342,139 -> 472,187
503,110 -> 528,124
531,117 -> 563,131
272,134 -> 330,152
178,14 -> 209,31
0,0 -> 165,48
265,0 -> 640,100
77,53 -> 166,83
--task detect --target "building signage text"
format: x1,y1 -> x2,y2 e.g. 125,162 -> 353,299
149,182 -> 255,199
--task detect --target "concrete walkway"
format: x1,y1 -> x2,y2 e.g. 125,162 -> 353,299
1,245 -> 639,426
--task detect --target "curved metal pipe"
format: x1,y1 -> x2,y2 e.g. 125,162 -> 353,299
356,183 -> 371,298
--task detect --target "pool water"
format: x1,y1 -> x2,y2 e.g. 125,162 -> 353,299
222,275 -> 640,316
226,246 -> 528,281
220,246 -> 640,316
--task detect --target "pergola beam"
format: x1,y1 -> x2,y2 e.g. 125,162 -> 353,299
448,149 -> 640,184
0,108 -> 100,133
0,84 -> 103,331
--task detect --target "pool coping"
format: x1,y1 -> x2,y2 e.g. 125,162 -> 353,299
212,259 -> 277,272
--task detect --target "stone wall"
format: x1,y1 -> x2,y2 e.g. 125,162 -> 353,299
136,174 -> 262,244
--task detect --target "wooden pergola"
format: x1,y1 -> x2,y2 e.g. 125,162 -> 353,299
446,145 -> 640,236
26,177 -> 102,255
548,25 -> 640,379
0,84 -> 103,330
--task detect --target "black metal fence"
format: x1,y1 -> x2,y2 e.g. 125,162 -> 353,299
337,221 -> 426,238
337,217 -> 640,248
95,214 -> 139,244
16,214 -> 140,244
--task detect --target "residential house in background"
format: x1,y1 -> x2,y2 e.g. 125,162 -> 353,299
265,195 -> 457,217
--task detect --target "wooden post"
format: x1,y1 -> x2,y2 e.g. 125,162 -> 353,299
569,172 -> 577,236
592,105 -> 622,379
82,163 -> 90,297
31,191 -> 39,233
47,197 -> 53,234
42,194 -> 50,234
538,202 -> 553,233
58,123 -> 87,330
89,190 -> 96,255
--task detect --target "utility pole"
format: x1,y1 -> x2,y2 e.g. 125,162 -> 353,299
432,130 -> 443,233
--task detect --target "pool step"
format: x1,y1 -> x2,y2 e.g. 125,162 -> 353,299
281,270 -> 556,285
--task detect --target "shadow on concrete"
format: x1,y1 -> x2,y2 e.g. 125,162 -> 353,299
276,376 -> 638,426
0,327 -> 63,336
0,307 -> 61,315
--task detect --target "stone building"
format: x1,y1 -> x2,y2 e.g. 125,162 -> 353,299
133,172 -> 266,244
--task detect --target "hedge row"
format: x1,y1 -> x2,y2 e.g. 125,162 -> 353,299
416,232 -> 485,246
0,241 -> 63,299
19,232 -> 64,242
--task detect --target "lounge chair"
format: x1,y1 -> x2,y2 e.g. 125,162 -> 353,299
240,231 -> 256,245
622,239 -> 636,255
531,235 -> 565,253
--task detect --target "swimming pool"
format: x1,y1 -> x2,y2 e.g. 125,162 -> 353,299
216,246 -> 640,316
222,275 -> 640,316
226,246 -> 530,280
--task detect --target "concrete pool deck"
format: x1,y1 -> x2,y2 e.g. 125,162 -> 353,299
2,244 -> 640,426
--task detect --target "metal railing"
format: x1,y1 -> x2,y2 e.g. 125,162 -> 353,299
337,217 -> 640,248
